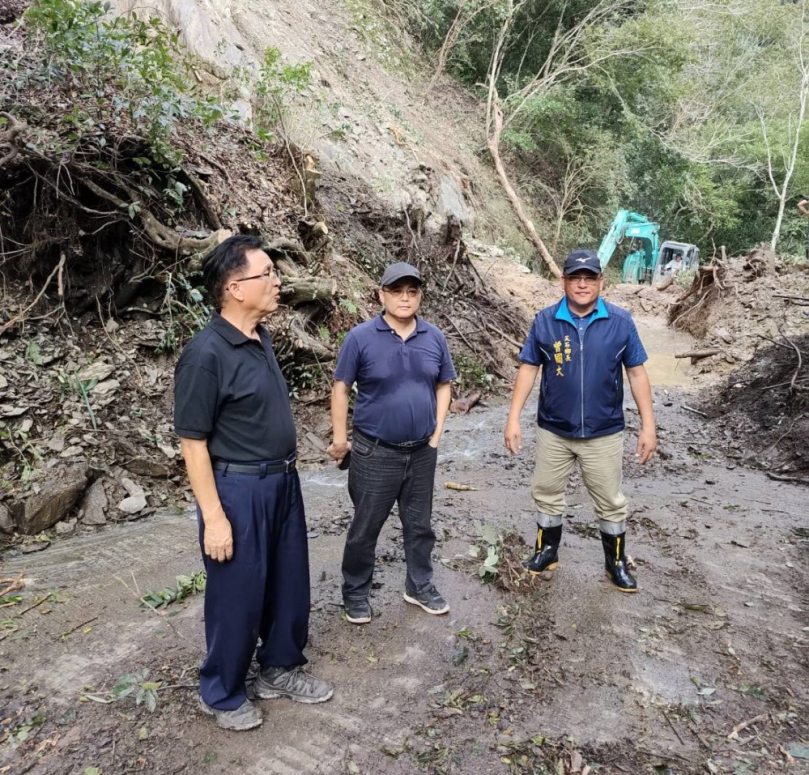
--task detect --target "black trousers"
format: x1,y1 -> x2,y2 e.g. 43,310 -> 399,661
198,466 -> 310,710
342,433 -> 438,601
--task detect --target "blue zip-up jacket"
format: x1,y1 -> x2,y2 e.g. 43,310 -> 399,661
519,297 -> 648,439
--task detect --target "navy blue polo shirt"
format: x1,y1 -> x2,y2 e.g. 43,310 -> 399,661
174,312 -> 297,462
334,314 -> 457,444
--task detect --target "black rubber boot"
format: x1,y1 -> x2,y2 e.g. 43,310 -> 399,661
600,532 -> 637,593
523,524 -> 562,575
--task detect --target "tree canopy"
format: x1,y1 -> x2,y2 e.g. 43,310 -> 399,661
389,0 -> 809,261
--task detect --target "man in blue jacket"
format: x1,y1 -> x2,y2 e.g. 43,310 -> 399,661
504,250 -> 656,592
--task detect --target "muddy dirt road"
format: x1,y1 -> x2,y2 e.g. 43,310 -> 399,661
1,318 -> 807,775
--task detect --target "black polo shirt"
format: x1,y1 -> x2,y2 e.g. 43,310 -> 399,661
174,312 -> 296,462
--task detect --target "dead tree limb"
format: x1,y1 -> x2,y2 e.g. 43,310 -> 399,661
82,178 -> 221,256
184,170 -> 223,230
0,252 -> 66,336
776,324 -> 804,393
674,349 -> 720,361
772,293 -> 809,305
266,238 -> 310,268
280,275 -> 336,306
486,104 -> 562,279
766,472 -> 809,486
0,112 -> 26,167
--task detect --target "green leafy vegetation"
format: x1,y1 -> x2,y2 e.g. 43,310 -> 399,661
81,668 -> 163,711
23,0 -> 228,165
451,352 -> 492,396
140,572 -> 206,610
111,669 -> 162,712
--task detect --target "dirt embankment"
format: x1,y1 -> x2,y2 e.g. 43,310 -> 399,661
1,0 -> 534,543
664,249 -> 809,475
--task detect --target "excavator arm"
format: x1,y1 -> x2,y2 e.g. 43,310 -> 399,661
596,210 -> 660,283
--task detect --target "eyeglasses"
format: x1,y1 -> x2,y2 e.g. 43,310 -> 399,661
383,287 -> 421,299
565,274 -> 601,285
236,267 -> 281,283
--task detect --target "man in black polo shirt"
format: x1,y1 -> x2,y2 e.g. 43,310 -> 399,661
174,235 -> 332,731
327,262 -> 456,624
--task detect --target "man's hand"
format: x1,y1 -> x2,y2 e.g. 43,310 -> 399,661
327,440 -> 351,465
203,510 -> 233,562
635,426 -> 657,465
504,418 -> 523,456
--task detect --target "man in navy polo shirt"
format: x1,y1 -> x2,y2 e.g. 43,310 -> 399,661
504,250 -> 656,593
327,262 -> 456,624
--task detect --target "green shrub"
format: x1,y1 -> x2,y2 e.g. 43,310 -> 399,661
23,0 -> 228,164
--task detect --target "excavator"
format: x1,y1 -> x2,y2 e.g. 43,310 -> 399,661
596,210 -> 700,284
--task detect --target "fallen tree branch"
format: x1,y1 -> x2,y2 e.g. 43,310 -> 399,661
482,320 -> 522,349
487,104 -> 561,278
772,293 -> 809,304
444,314 -> 478,353
662,709 -> 685,746
266,237 -> 310,267
458,311 -> 523,349
59,616 -> 99,640
766,472 -> 809,486
15,592 -> 52,618
280,275 -> 336,306
0,572 -> 25,598
682,405 -> 708,418
756,334 -> 800,352
198,152 -> 231,183
776,324 -> 804,393
442,239 -> 463,294
763,413 -> 806,455
727,713 -> 768,740
674,349 -> 720,361
0,253 -> 66,336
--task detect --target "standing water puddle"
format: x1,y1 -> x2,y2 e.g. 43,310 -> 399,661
633,316 -> 697,388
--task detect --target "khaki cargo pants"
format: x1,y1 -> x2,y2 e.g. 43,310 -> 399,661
531,427 -> 628,536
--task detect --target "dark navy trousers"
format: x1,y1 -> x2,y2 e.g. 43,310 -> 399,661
197,466 -> 310,710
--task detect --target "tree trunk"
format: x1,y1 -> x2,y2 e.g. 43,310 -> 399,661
280,275 -> 336,306
487,105 -> 562,279
770,41 -> 809,252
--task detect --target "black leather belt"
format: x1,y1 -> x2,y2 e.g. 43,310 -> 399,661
356,430 -> 432,452
213,457 -> 296,476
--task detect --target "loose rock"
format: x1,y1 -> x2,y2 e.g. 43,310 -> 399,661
121,477 -> 145,497
15,463 -> 90,535
0,501 -> 14,534
124,458 -> 170,478
119,493 -> 148,515
80,480 -> 109,526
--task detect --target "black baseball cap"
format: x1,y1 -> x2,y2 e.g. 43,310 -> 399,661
381,262 -> 422,286
563,250 -> 602,275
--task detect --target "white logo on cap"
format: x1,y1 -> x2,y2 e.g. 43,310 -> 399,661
575,256 -> 592,263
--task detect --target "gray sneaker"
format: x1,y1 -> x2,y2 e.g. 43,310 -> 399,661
198,695 -> 263,731
255,666 -> 334,704
344,598 -> 372,625
404,585 -> 450,615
